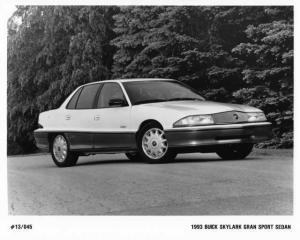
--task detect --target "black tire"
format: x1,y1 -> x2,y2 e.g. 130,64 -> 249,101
137,122 -> 177,163
125,152 -> 141,161
216,143 -> 254,160
51,134 -> 79,167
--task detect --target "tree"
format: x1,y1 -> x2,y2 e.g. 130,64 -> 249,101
111,6 -> 211,89
7,6 -> 118,154
111,6 -> 293,148
232,7 -> 293,147
7,6 -> 293,154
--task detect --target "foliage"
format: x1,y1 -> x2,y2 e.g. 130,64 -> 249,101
232,11 -> 293,148
112,6 -> 293,149
7,6 -> 293,154
8,6 -> 118,154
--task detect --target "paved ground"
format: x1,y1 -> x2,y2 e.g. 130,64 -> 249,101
7,149 -> 293,215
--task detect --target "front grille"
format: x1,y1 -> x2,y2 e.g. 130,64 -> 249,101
213,111 -> 248,124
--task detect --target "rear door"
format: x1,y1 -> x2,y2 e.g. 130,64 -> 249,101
64,83 -> 102,150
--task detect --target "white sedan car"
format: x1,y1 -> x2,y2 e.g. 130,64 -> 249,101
34,78 -> 272,167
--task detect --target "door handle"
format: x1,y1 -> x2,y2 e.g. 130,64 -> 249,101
94,115 -> 100,121
65,115 -> 71,120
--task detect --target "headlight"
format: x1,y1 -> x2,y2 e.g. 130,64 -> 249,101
247,112 -> 267,122
173,115 -> 214,127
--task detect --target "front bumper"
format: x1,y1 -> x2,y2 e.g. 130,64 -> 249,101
165,122 -> 273,148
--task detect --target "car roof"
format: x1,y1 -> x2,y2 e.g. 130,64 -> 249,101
81,78 -> 175,87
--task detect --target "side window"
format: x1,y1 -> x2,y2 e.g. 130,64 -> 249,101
76,84 -> 100,109
97,83 -> 126,108
66,87 -> 82,109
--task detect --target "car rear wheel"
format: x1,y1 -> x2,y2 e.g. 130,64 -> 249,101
137,123 -> 177,163
51,134 -> 78,167
216,143 -> 254,160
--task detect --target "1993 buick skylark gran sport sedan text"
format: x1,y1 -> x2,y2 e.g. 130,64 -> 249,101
34,78 -> 273,167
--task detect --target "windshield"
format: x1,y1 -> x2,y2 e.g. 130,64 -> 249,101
123,80 -> 204,105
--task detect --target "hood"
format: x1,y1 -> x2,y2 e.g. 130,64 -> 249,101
137,100 -> 261,115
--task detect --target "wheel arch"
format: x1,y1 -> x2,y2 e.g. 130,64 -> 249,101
47,132 -> 68,151
135,119 -> 176,163
135,119 -> 164,141
136,119 -> 164,140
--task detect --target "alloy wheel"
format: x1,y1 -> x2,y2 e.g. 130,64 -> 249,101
53,135 -> 68,162
142,128 -> 168,159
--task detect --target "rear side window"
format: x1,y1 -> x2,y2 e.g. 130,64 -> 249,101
66,87 -> 82,109
76,84 -> 100,109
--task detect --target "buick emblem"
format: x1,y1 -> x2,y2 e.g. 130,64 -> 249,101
233,113 -> 239,120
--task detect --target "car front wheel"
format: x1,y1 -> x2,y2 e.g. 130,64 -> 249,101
51,134 -> 78,167
216,143 -> 254,160
137,123 -> 177,163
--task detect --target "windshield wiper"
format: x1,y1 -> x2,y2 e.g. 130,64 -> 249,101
134,99 -> 167,105
167,97 -> 204,101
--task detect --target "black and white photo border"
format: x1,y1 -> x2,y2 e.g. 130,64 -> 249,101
0,0 -> 298,239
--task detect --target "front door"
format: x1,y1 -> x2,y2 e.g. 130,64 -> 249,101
92,82 -> 135,150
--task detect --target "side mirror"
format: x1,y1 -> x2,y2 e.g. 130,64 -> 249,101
109,98 -> 127,107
